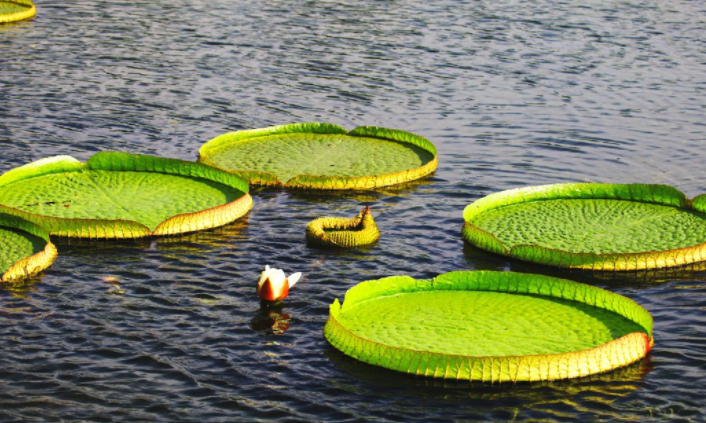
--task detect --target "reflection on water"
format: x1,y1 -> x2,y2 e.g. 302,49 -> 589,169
325,347 -> 652,422
54,216 -> 251,249
463,242 -> 706,286
155,216 -> 250,246
287,175 -> 435,204
326,345 -> 650,392
250,303 -> 293,335
2,0 -> 706,421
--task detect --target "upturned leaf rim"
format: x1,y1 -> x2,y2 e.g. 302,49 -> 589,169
306,206 -> 380,248
0,209 -> 57,282
462,183 -> 706,271
198,122 -> 438,190
0,0 -> 36,23
0,152 -> 253,239
324,270 -> 653,383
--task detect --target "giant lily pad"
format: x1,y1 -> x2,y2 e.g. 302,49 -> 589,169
0,208 -> 56,282
0,0 -> 35,23
462,183 -> 706,271
0,152 -> 252,238
325,271 -> 653,382
306,206 -> 380,248
198,123 -> 438,190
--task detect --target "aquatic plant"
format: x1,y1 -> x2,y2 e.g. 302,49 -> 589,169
0,152 -> 252,238
462,183 -> 706,271
325,270 -> 653,382
198,123 -> 438,190
0,207 -> 56,282
306,206 -> 380,248
257,265 -> 302,302
0,0 -> 35,23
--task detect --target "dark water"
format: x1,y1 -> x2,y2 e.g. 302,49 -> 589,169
1,0 -> 705,421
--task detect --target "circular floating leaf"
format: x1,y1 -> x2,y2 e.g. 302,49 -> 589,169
325,271 -> 653,382
0,208 -> 56,282
0,152 -> 252,239
462,183 -> 706,271
306,206 -> 380,248
0,0 -> 35,23
198,123 -> 438,190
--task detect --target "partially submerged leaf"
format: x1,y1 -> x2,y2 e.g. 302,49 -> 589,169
325,271 -> 653,382
0,0 -> 35,23
0,210 -> 56,283
199,123 -> 438,190
306,206 -> 380,248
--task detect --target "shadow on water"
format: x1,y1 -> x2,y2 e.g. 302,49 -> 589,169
52,215 -> 250,251
306,238 -> 379,255
0,273 -> 44,295
285,175 -> 437,204
0,20 -> 34,34
462,242 -> 706,287
155,216 -> 251,247
324,344 -> 651,398
0,217 -> 252,294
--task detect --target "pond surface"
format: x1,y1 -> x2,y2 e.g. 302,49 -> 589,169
1,0 -> 705,421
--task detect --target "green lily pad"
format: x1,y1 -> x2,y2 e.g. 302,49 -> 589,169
198,123 -> 438,190
306,206 -> 380,248
0,152 -> 252,238
0,0 -> 35,23
325,271 -> 653,382
462,183 -> 706,271
0,209 -> 56,282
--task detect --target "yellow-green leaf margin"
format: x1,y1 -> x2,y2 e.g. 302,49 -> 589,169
306,206 -> 380,248
198,122 -> 438,190
0,207 -> 57,282
462,183 -> 706,271
0,152 -> 253,239
0,0 -> 36,23
324,270 -> 653,383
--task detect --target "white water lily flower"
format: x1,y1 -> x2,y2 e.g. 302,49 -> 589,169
257,265 -> 302,301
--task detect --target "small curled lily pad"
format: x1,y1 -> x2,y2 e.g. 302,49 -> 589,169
306,206 -> 380,248
0,0 -> 35,23
462,183 -> 706,271
0,208 -> 56,283
198,123 -> 438,190
0,152 -> 252,239
325,271 -> 653,382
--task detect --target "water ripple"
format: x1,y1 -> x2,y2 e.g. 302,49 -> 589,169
1,0 -> 705,421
